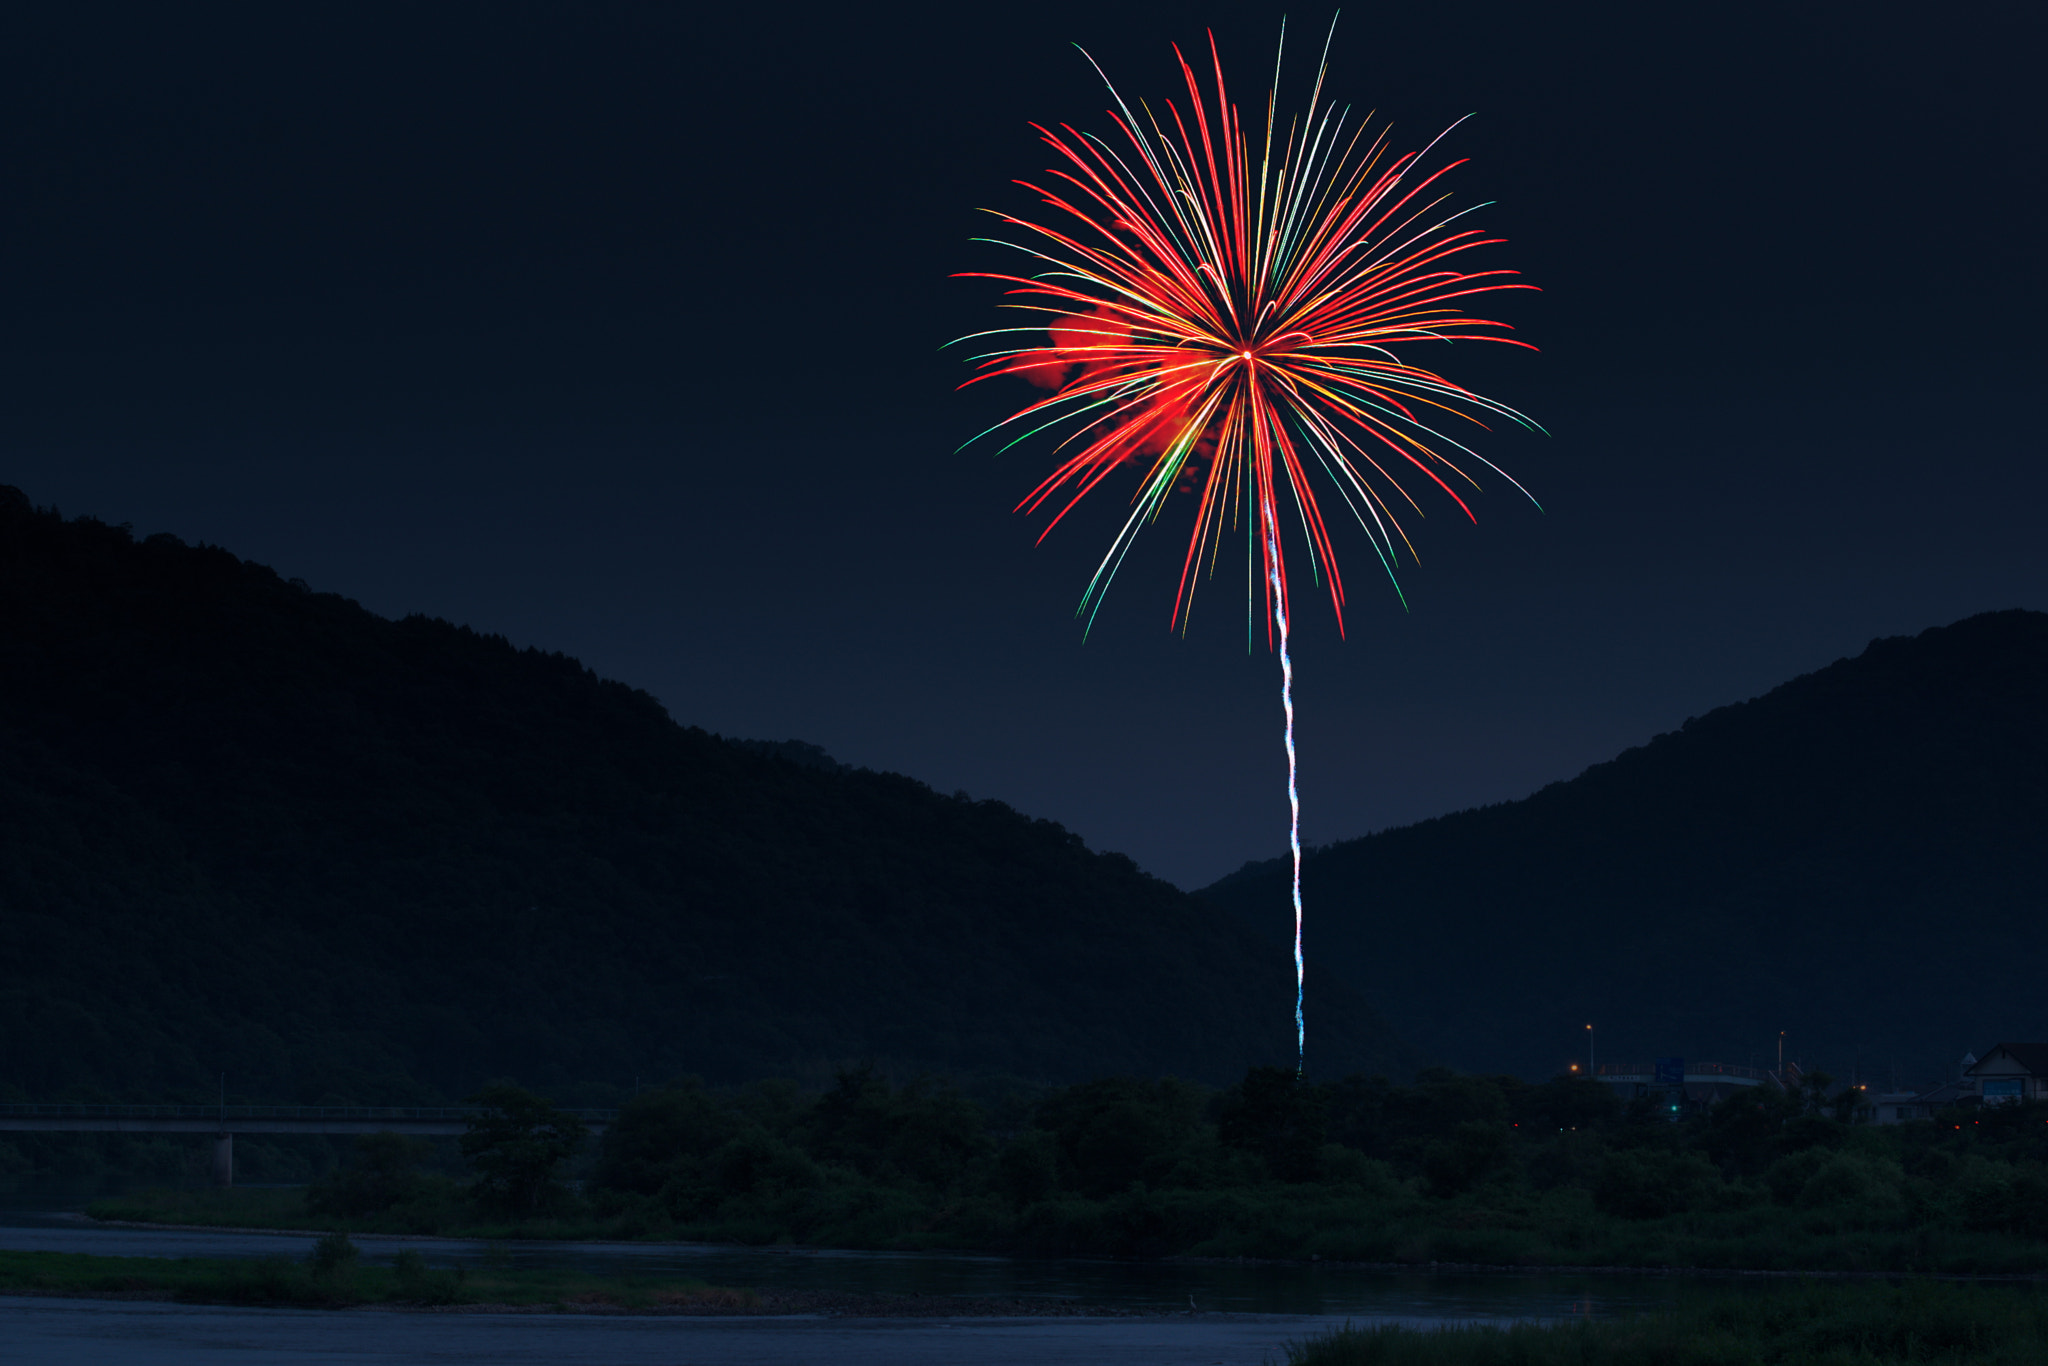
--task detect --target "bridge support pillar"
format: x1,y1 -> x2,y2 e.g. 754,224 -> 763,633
211,1132 -> 233,1187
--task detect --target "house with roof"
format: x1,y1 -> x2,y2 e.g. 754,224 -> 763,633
1965,1043 -> 2048,1105
1869,1044 -> 2048,1123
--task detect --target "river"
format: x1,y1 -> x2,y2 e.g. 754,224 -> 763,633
2,1200 -> 1689,1365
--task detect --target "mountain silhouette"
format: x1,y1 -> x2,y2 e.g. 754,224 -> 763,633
1202,609 -> 2048,1088
0,486 -> 1422,1104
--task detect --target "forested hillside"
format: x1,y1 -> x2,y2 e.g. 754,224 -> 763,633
1204,610 -> 2048,1086
0,486 -> 1421,1104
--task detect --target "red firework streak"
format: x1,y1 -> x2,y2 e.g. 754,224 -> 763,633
954,26 -> 1541,1066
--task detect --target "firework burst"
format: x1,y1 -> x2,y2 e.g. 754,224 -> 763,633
956,25 -> 1540,636
955,25 -> 1540,1066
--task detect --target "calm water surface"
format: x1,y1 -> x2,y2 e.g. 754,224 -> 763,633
1,1196 -> 1790,1365
3,1297 -> 1381,1366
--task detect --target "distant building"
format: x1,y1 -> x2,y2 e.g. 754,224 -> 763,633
1595,1044 -> 2048,1123
1965,1042 -> 2048,1105
1873,1085 -> 1958,1123
1870,1043 -> 2048,1123
1593,1061 -> 1772,1107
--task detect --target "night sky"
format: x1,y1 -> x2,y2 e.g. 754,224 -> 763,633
4,2 -> 2041,889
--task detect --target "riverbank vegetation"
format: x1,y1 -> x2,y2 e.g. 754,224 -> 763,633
0,1237 -> 750,1310
88,1067 -> 2048,1274
1288,1282 -> 2048,1365
0,1237 -> 1117,1316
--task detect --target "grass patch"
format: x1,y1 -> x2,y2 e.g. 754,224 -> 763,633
86,1181 -> 2048,1276
84,1187 -> 630,1243
0,1243 -> 749,1310
88,1188 -> 319,1230
1288,1282 -> 2048,1365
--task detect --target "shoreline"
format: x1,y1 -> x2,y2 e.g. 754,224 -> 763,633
63,1213 -> 546,1245
1168,1254 -> 2048,1284
53,1214 -> 2048,1285
0,1282 -> 1158,1318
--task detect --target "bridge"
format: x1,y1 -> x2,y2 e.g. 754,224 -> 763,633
1593,1062 -> 1773,1086
0,1104 -> 618,1187
1592,1061 -> 1774,1109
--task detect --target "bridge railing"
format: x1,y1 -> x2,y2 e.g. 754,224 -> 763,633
0,1103 -> 620,1123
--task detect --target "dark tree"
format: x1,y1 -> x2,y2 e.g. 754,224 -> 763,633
1035,1076 -> 1205,1198
1697,1086 -> 1794,1177
1514,1074 -> 1623,1133
1217,1066 -> 1326,1182
593,1080 -> 743,1196
799,1066 -> 988,1188
460,1084 -> 588,1213
306,1132 -> 434,1217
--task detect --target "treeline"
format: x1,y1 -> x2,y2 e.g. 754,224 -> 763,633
104,1067 -> 2048,1273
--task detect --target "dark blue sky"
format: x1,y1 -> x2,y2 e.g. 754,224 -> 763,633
4,2 -> 2041,887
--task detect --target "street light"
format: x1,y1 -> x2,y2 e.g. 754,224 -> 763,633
1586,1024 -> 1595,1077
